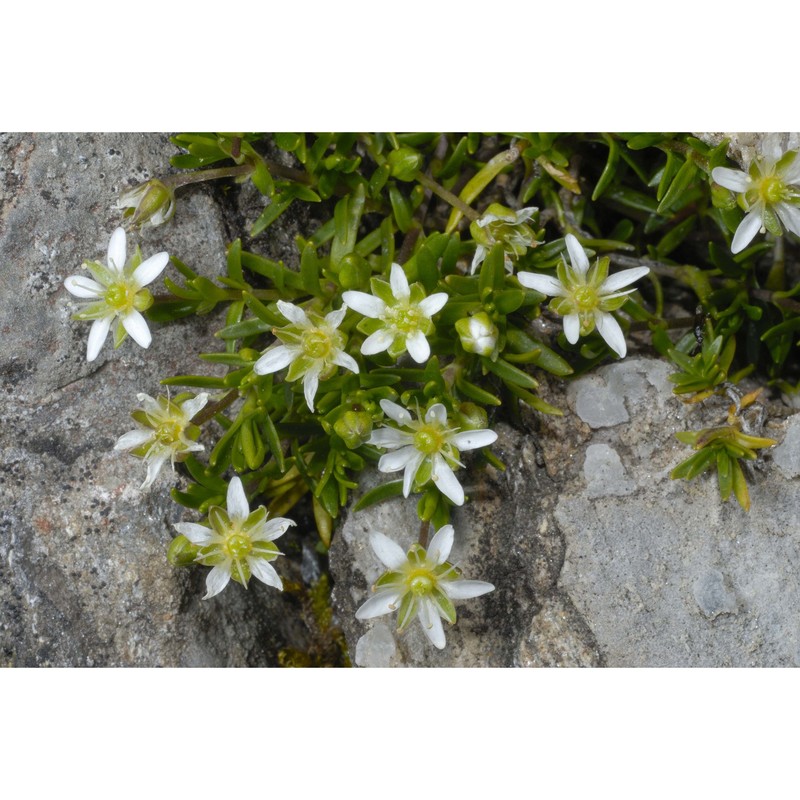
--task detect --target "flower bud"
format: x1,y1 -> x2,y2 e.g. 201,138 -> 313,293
710,183 -> 737,211
334,410 -> 373,448
117,179 -> 176,228
338,253 -> 371,289
455,312 -> 498,356
456,402 -> 489,432
167,534 -> 199,567
387,147 -> 424,181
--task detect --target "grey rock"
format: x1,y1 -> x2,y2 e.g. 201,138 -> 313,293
772,414 -> 800,479
693,570 -> 737,619
355,623 -> 397,668
584,444 -> 635,498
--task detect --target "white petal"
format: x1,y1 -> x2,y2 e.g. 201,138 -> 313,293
425,403 -> 448,425
180,392 -> 209,420
760,133 -> 783,164
378,445 -> 420,473
368,428 -> 414,448
173,522 -> 216,546
253,345 -> 297,375
600,266 -> 650,294
402,450 -> 425,497
114,429 -> 153,450
248,558 -> 283,590
303,364 -> 322,411
86,315 -> 113,361
563,313 -> 580,344
203,564 -> 232,599
64,275 -> 105,298
121,309 -> 152,349
417,293 -> 448,317
369,531 -> 408,569
431,455 -> 464,506
331,349 -> 359,374
595,311 -> 627,357
427,524 -> 454,565
226,476 -> 250,522
341,291 -> 386,318
470,245 -> 487,274
277,300 -> 310,327
141,449 -> 170,489
731,210 -> 763,254
516,271 -> 567,296
107,227 -> 127,273
136,393 -> 160,415
356,589 -> 404,620
418,597 -> 446,649
711,167 -> 750,193
780,157 -> 800,186
442,579 -> 495,600
774,202 -> 800,237
361,328 -> 395,355
325,306 -> 347,329
252,516 -> 295,542
514,206 -> 537,222
405,330 -> 430,363
389,263 -> 410,301
565,233 -> 590,276
379,399 -> 413,426
131,251 -> 169,288
449,429 -> 497,451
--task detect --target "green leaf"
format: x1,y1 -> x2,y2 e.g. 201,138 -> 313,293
354,480 -> 405,511
251,194 -> 293,237
331,182 -> 366,268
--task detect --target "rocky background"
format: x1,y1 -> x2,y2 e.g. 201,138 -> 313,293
2,133 -> 798,667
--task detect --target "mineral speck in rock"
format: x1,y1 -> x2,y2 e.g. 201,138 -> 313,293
571,374 -> 629,428
355,623 -> 396,667
584,444 -> 635,498
692,569 -> 737,619
772,415 -> 800,479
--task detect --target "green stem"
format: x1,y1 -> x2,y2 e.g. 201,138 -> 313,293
191,389 -> 239,427
414,171 -> 480,222
163,164 -> 254,188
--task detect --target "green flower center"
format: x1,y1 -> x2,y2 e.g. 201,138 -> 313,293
408,570 -> 434,596
225,533 -> 252,560
387,303 -> 424,334
572,285 -> 598,312
301,328 -> 332,360
758,175 -> 786,205
413,424 -> 445,455
105,281 -> 134,312
155,419 -> 182,445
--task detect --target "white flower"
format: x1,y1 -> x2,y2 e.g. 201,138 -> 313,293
252,300 -> 359,412
174,476 -> 295,600
455,312 -> 498,357
469,204 -> 538,274
356,526 -> 494,650
517,233 -> 649,358
712,136 -> 800,254
116,179 -> 176,228
342,263 -> 448,363
368,399 -> 497,506
114,392 -> 209,490
63,227 -> 169,361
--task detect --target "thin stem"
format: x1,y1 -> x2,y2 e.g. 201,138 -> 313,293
418,520 -> 430,548
414,171 -> 480,222
163,164 -> 254,188
191,389 -> 239,426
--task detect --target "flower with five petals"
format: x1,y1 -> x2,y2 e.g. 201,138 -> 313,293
63,227 -> 169,361
368,399 -> 497,506
356,526 -> 494,650
174,476 -> 294,599
342,263 -> 448,363
517,233 -> 649,358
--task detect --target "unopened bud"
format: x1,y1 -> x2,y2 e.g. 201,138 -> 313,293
167,534 -> 199,567
387,147 -> 424,181
117,179 -> 176,228
334,410 -> 373,448
455,312 -> 498,356
456,402 -> 489,431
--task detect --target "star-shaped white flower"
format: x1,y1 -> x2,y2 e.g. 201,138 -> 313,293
517,233 -> 649,358
356,526 -> 494,650
470,204 -> 538,274
63,227 -> 169,361
342,263 -> 448,363
712,136 -> 800,254
252,300 -> 359,412
368,399 -> 497,506
174,476 -> 295,599
114,392 -> 209,490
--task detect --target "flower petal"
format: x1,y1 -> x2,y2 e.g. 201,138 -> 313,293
331,349 -> 359,374
179,392 -> 209,420
470,245 -> 487,274
107,227 -> 127,273
226,476 -> 250,522
711,167 -> 750,193
303,364 -> 322,412
417,597 -> 446,649
173,522 -> 216,546
774,202 -> 800,237
203,564 -> 232,599
368,428 -> 413,449
442,579 -> 495,600
248,558 -> 283,590
114,429 -> 153,450
731,210 -> 763,254
277,300 -> 310,327
565,233 -> 590,276
595,311 -> 627,357
405,329 -> 430,363
325,306 -> 347,329
599,266 -> 650,294
86,315 -> 113,361
389,263 -> 410,301
131,251 -> 169,288
378,445 -> 421,473
425,403 -> 447,425
516,271 -> 566,296
141,448 -> 170,489
417,293 -> 448,317
64,275 -> 105,298
121,309 -> 152,349
251,516 -> 295,542
369,531 -> 408,569
427,524 -> 454,565
379,399 -> 413,426
356,589 -> 404,620
449,429 -> 497,451
253,345 -> 297,375
402,450 -> 425,497
431,454 -> 464,506
563,313 -> 580,344
361,328 -> 395,355
341,291 -> 386,318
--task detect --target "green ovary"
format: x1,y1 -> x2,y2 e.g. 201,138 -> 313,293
155,419 -> 182,445
387,304 -> 424,335
225,533 -> 252,560
413,424 -> 445,455
301,328 -> 333,360
407,570 -> 434,596
571,285 -> 599,312
105,282 -> 135,312
758,176 -> 786,205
